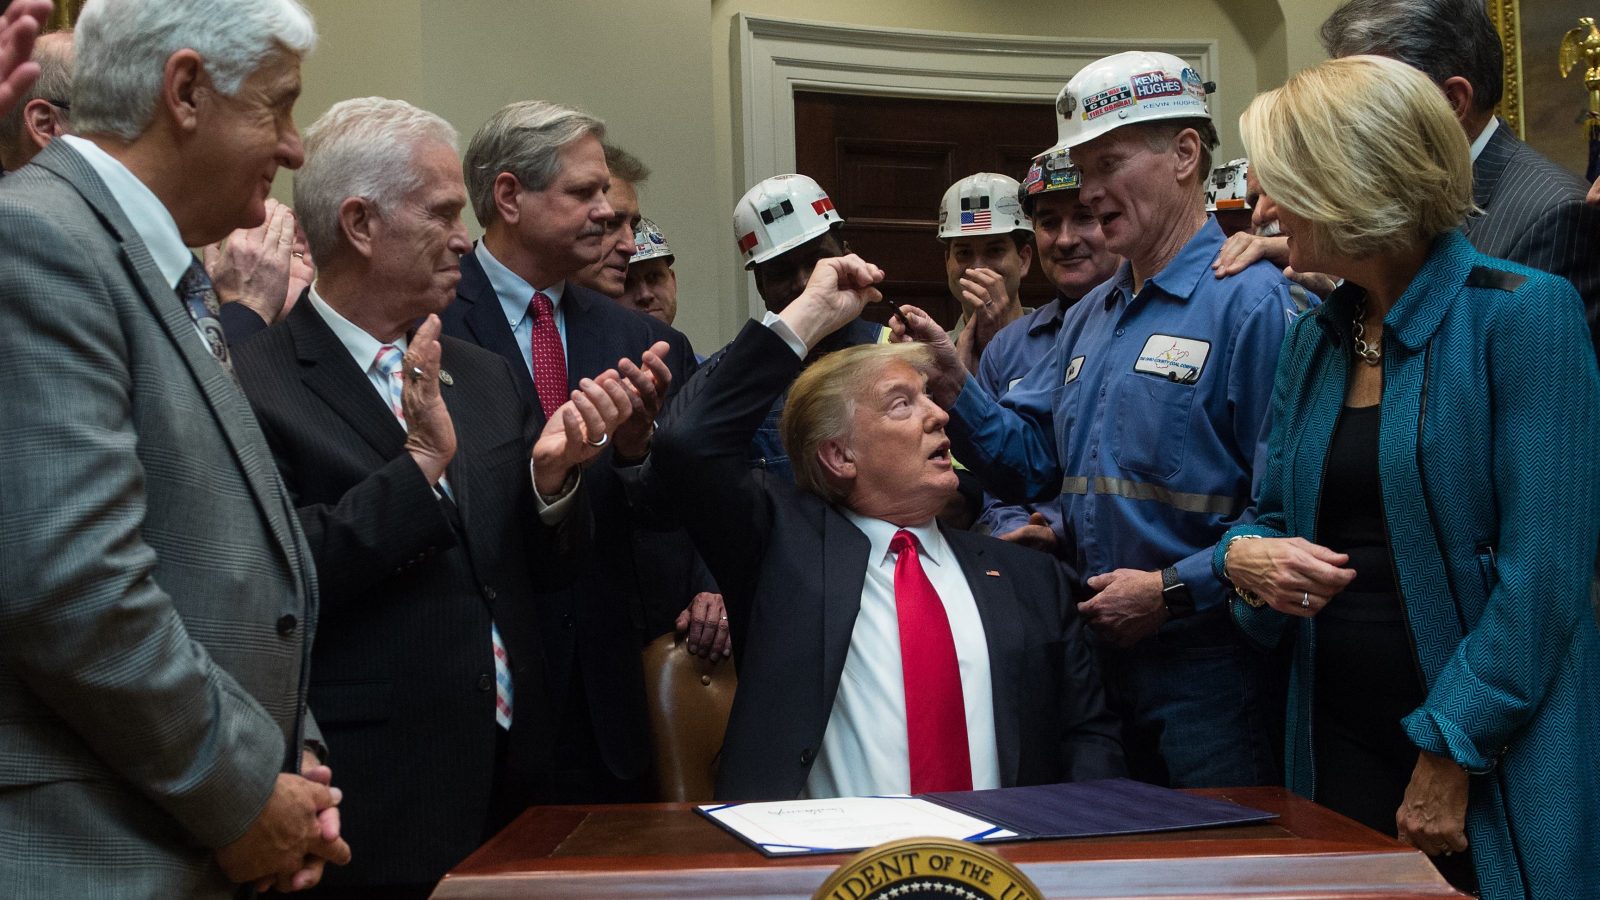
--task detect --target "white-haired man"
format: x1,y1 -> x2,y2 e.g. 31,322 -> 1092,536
233,97 -> 655,898
445,101 -> 713,798
900,51 -> 1305,790
0,0 -> 349,895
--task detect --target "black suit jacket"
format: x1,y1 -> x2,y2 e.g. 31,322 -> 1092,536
441,247 -> 707,781
650,321 -> 1125,800
1465,122 -> 1600,350
232,300 -> 585,886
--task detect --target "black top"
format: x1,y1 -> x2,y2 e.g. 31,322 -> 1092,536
1315,404 -> 1399,618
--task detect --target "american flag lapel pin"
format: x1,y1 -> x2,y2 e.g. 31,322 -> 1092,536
985,569 -> 1000,577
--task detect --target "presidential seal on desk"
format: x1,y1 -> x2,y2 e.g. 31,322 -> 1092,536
813,837 -> 1042,900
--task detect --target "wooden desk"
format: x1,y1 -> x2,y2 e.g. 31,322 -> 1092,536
433,787 -> 1467,899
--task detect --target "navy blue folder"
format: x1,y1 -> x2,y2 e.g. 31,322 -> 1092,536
924,777 -> 1277,840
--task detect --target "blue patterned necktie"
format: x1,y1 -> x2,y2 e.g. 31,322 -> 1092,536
175,258 -> 234,378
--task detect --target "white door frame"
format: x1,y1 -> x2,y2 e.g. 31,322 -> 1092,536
733,14 -> 1217,316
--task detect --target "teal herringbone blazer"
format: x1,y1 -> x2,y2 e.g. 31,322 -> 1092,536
1215,231 -> 1600,899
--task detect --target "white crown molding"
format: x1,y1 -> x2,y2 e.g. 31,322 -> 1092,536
733,13 -> 1218,316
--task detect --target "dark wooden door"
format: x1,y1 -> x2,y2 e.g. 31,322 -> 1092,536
794,90 -> 1057,329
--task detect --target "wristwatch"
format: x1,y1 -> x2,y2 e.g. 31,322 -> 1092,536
1160,566 -> 1195,619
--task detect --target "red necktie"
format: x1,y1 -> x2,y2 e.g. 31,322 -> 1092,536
890,530 -> 972,794
528,291 -> 567,418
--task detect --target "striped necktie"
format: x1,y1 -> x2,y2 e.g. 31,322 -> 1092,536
371,345 -> 513,730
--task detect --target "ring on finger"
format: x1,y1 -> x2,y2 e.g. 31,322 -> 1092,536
583,432 -> 610,448
409,366 -> 424,381
1300,591 -> 1311,609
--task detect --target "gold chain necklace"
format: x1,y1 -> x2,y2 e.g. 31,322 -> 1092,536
1352,297 -> 1382,366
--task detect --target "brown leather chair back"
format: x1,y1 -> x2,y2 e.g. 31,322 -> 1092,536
641,633 -> 737,802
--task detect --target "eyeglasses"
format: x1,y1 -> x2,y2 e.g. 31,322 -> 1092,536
46,99 -> 70,112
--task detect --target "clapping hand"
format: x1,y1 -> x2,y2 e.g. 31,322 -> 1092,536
0,1 -> 50,119
611,341 -> 672,463
203,199 -> 301,326
400,315 -> 457,486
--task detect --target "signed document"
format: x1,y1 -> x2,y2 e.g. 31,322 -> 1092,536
697,797 -> 1017,856
698,780 -> 1277,857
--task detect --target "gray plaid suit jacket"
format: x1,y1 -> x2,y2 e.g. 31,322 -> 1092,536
0,140 -> 319,897
1464,121 -> 1600,351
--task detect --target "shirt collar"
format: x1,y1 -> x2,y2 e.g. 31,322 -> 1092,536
842,509 -> 948,570
1144,215 -> 1226,302
1027,295 -> 1070,335
1468,117 -> 1498,164
307,284 -> 404,371
475,241 -> 565,330
60,134 -> 193,290
1101,263 -> 1136,311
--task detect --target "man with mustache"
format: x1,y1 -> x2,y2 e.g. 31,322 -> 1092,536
443,101 -> 715,793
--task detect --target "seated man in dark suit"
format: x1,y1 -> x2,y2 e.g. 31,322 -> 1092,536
232,97 -> 665,898
649,255 -> 1124,800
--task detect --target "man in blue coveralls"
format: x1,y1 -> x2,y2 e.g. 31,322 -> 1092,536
898,50 -> 1310,788
972,147 -> 1121,554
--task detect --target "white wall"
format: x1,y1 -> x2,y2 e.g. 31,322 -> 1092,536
280,0 -> 1336,351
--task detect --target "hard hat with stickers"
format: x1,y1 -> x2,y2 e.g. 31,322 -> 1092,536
1044,50 -> 1212,155
1205,158 -> 1252,212
629,216 -> 674,264
733,174 -> 844,270
1018,146 -> 1082,216
937,172 -> 1031,240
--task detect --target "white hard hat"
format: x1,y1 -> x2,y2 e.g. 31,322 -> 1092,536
937,173 -> 1030,240
733,174 -> 843,269
1018,147 -> 1082,216
1045,50 -> 1211,154
630,216 -> 674,264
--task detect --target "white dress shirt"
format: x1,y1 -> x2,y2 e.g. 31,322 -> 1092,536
475,241 -> 568,377
59,135 -> 219,354
799,497 -> 1001,798
1469,116 -> 1498,165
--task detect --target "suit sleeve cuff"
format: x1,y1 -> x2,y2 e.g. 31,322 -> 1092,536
760,311 -> 808,359
529,462 -> 580,524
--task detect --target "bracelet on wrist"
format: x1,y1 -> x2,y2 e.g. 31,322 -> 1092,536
1223,534 -> 1267,608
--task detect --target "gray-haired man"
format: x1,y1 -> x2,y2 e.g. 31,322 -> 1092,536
233,96 -> 652,898
0,0 -> 348,895
443,101 -> 707,801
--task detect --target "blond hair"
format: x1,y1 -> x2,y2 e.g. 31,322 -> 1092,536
1239,54 -> 1472,258
781,341 -> 933,505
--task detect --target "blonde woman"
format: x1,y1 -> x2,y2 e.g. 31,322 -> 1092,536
1216,54 -> 1600,898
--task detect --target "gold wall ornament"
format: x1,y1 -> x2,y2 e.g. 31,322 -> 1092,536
1559,17 -> 1600,132
1488,0 -> 1525,137
45,0 -> 85,31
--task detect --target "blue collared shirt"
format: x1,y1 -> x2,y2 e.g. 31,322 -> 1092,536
949,217 -> 1310,611
973,295 -> 1075,544
474,241 -> 568,377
